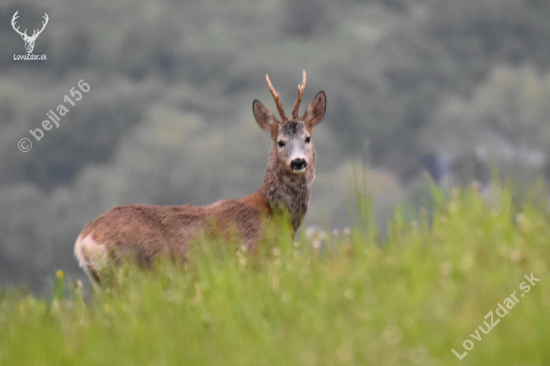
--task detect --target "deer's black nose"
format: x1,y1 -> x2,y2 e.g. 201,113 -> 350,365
290,158 -> 307,172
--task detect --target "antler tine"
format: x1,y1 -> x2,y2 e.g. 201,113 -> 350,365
292,70 -> 307,120
33,13 -> 49,38
11,10 -> 27,37
266,74 -> 288,122
11,10 -> 18,25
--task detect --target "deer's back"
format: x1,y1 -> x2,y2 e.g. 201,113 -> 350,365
75,192 -> 273,270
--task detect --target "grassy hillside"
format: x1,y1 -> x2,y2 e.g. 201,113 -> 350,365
0,184 -> 549,365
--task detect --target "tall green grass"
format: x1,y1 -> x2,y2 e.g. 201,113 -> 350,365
1,184 -> 549,365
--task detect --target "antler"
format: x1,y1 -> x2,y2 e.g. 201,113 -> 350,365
291,70 -> 306,120
265,71 -> 308,122
265,74 -> 288,122
31,13 -> 49,39
11,11 -> 48,40
11,11 -> 27,37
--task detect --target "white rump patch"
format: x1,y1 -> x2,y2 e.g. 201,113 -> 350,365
74,235 -> 108,281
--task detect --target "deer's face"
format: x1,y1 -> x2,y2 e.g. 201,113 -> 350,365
275,121 -> 314,174
23,36 -> 37,53
252,71 -> 326,175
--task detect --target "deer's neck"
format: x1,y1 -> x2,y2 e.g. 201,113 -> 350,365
259,148 -> 315,233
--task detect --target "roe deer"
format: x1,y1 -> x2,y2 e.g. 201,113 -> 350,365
75,71 -> 326,282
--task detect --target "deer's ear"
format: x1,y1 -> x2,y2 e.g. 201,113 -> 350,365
305,91 -> 326,130
253,100 -> 279,140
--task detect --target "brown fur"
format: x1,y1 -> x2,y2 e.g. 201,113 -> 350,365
75,72 -> 326,282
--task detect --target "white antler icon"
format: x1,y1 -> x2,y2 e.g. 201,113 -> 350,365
11,11 -> 49,54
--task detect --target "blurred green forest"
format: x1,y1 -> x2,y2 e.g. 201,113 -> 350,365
2,0 -> 550,294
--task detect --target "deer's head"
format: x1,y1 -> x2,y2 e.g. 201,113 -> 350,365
11,11 -> 49,54
253,71 -> 326,175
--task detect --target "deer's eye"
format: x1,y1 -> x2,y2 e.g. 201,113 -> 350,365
278,141 -> 286,148
305,137 -> 311,143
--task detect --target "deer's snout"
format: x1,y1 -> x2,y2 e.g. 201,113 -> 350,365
290,158 -> 307,173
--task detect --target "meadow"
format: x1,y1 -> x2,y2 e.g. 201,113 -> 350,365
0,184 -> 549,366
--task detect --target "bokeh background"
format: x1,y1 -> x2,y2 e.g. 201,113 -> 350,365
2,0 -> 550,294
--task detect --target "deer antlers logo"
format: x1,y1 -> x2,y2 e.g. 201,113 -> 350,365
11,10 -> 49,54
